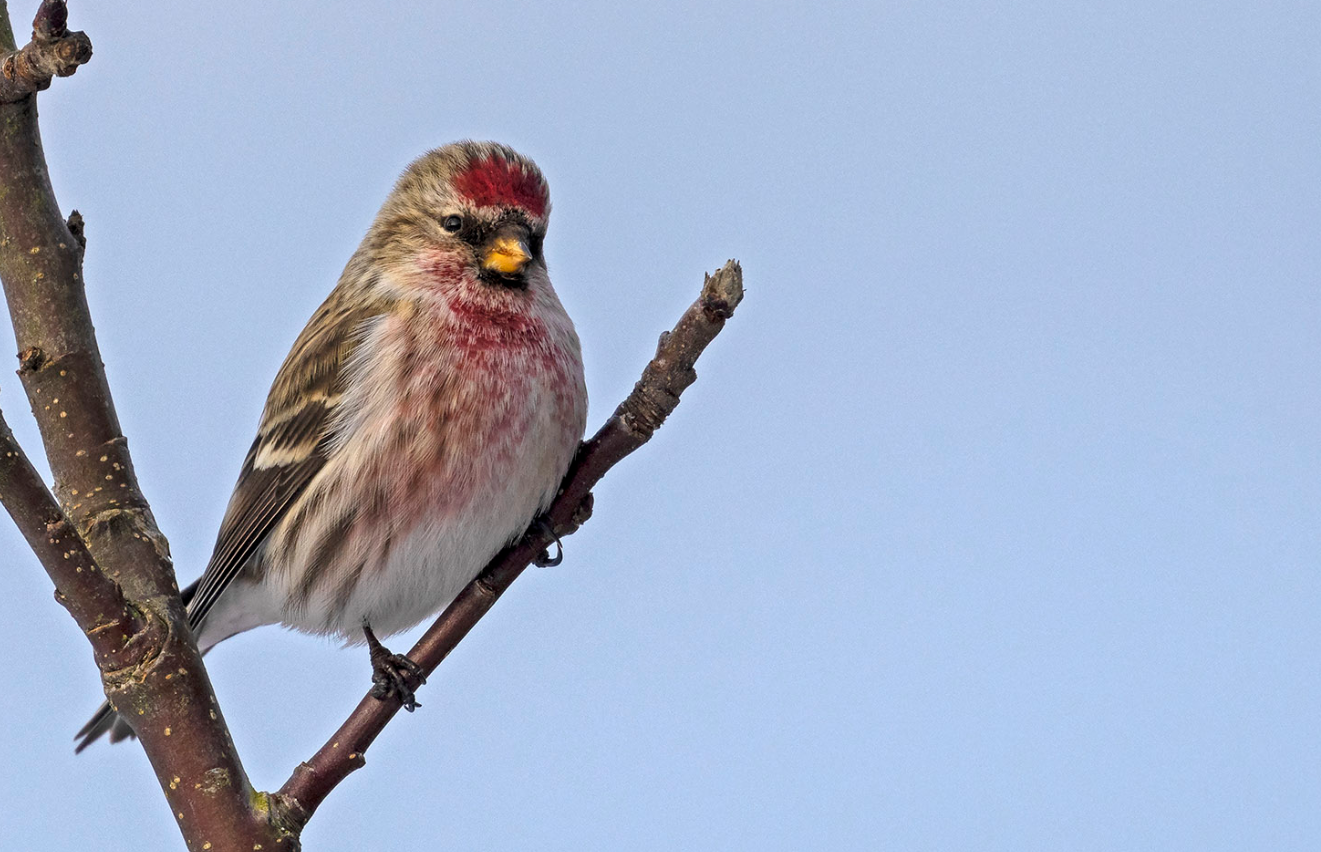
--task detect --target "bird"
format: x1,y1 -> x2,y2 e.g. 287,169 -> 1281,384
76,141 -> 588,751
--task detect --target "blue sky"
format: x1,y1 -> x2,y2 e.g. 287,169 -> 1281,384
1,1 -> 1318,849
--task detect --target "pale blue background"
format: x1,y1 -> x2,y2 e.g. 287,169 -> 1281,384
1,1 -> 1318,849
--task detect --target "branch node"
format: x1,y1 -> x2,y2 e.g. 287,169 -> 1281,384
66,209 -> 85,247
618,380 -> 681,438
473,573 -> 501,597
33,0 -> 69,41
0,1 -> 92,102
17,345 -> 46,374
700,260 -> 744,322
82,504 -> 173,564
97,601 -> 169,687
253,789 -> 309,849
564,491 -> 594,534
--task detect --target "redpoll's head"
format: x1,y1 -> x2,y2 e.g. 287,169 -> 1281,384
368,141 -> 552,293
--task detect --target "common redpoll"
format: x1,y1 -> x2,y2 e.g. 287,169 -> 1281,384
77,141 -> 588,750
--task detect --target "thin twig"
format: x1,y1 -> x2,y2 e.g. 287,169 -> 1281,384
275,260 -> 745,829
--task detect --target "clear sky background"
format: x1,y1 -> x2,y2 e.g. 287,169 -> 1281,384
0,1 -> 1317,849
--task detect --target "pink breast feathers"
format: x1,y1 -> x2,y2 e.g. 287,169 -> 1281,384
451,155 -> 548,218
446,293 -> 547,351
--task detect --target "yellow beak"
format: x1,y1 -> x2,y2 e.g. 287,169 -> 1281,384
481,236 -> 532,275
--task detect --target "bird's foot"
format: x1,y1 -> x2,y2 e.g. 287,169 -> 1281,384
363,623 -> 426,712
529,516 -> 563,567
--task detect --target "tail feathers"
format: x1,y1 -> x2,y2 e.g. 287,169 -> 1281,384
74,702 -> 136,753
74,578 -> 201,753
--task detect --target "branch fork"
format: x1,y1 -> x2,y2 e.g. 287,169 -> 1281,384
0,3 -> 745,848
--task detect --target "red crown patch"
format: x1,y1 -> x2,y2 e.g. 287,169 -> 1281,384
452,155 -> 547,218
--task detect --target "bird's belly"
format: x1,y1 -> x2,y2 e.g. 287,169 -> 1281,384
325,421 -> 566,639
270,326 -> 583,641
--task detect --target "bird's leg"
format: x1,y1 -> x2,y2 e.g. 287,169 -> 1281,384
529,516 -> 563,567
363,622 -> 426,712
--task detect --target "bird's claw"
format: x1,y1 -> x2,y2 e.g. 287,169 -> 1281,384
370,652 -> 426,712
364,624 -> 426,712
530,517 -> 563,567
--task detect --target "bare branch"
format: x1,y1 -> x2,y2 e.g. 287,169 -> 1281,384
275,260 -> 745,829
0,4 -> 289,849
0,0 -> 90,102
0,3 -> 743,845
0,407 -> 147,666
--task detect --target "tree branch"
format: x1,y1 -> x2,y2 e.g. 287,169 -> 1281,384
0,407 -> 147,665
0,0 -> 90,103
0,3 -> 289,849
274,260 -> 745,829
0,4 -> 744,846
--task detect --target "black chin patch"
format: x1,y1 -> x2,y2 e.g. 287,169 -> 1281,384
479,268 -> 529,290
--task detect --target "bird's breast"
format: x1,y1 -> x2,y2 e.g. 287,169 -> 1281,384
344,293 -> 583,524
268,282 -> 587,637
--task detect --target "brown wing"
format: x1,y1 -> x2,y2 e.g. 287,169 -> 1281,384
186,287 -> 387,631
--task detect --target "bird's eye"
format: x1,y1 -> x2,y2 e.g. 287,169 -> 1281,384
442,215 -> 463,233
